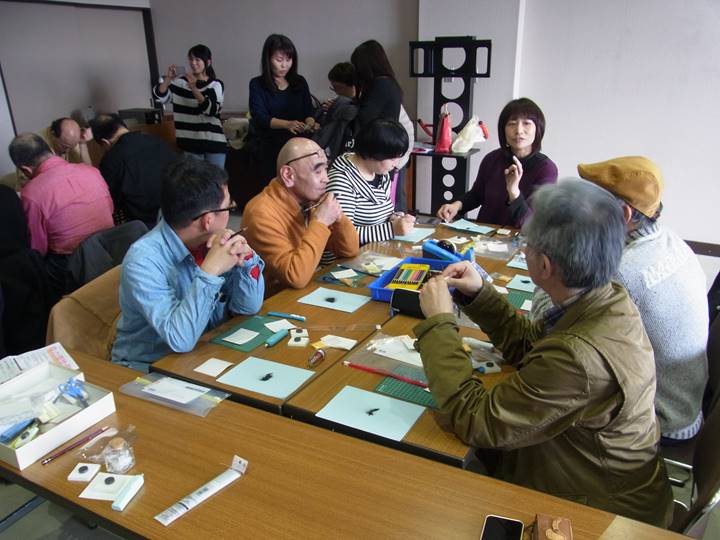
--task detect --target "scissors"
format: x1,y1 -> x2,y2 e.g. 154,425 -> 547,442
57,378 -> 89,408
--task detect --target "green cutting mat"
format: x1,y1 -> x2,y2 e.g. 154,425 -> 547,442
211,315 -> 278,352
507,290 -> 533,311
374,365 -> 436,408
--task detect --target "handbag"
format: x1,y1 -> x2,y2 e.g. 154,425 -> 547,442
434,103 -> 452,153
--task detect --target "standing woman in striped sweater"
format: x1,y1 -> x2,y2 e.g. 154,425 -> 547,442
153,44 -> 227,168
327,118 -> 414,245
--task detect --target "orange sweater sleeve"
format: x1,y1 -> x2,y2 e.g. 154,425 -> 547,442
326,213 -> 360,258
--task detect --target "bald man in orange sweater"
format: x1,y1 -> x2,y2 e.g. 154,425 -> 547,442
243,138 -> 359,294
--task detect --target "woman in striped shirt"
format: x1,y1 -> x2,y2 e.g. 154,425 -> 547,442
154,44 -> 227,168
327,118 -> 414,245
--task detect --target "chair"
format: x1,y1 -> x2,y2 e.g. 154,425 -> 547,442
663,316 -> 720,511
64,220 -> 147,293
708,269 -> 720,326
46,265 -> 121,361
669,401 -> 720,537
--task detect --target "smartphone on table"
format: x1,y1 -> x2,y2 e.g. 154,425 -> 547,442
480,514 -> 524,540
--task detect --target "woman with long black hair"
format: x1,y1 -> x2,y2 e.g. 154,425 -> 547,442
249,34 -> 315,183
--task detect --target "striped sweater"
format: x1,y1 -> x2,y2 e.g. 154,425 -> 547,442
326,153 -> 395,245
153,78 -> 227,154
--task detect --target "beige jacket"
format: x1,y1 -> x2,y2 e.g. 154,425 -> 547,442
414,283 -> 673,527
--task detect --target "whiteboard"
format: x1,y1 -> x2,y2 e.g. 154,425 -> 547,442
0,1 -> 152,137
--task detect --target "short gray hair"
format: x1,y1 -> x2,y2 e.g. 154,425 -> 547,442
522,178 -> 625,289
9,133 -> 52,168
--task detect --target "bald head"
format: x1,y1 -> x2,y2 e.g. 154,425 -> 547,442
276,138 -> 329,204
276,137 -> 324,173
9,133 -> 52,169
50,118 -> 81,153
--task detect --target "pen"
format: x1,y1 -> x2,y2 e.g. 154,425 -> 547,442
41,425 -> 109,465
229,227 -> 248,239
264,329 -> 289,348
343,361 -> 428,389
266,311 -> 307,322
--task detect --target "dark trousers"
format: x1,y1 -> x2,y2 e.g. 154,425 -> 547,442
45,252 -> 70,303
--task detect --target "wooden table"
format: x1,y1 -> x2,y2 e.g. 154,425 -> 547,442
151,225 -> 528,459
151,278 -> 393,413
0,352 -> 685,539
285,313 -> 512,468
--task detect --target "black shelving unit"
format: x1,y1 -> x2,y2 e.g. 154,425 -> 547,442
409,36 -> 491,212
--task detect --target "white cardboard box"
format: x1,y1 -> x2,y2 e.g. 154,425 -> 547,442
0,362 -> 115,470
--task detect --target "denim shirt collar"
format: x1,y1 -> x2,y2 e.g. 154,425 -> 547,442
158,219 -> 193,265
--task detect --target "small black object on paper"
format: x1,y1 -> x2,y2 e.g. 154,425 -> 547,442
78,465 -> 88,473
105,477 -> 115,485
325,297 -> 336,303
260,372 -> 273,381
366,408 -> 380,416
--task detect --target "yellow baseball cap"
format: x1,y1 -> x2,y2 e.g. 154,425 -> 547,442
577,156 -> 664,217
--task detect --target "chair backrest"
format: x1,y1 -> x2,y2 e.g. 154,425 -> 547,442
65,220 -> 147,293
675,397 -> 720,535
704,316 -> 720,415
708,268 -> 720,325
46,265 -> 122,361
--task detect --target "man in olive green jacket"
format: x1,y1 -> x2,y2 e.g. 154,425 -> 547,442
415,180 -> 673,528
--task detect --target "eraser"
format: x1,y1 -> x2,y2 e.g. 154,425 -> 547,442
288,336 -> 310,347
290,328 -> 309,339
68,462 -> 101,482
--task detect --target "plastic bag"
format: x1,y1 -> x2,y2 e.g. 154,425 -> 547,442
451,115 -> 489,153
77,424 -> 138,463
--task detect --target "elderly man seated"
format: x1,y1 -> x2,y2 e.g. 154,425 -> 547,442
414,179 -> 673,527
243,137 -> 359,294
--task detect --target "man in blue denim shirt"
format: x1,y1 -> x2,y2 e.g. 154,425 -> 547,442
112,158 -> 265,371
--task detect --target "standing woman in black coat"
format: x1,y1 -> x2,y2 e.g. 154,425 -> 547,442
351,40 -> 402,129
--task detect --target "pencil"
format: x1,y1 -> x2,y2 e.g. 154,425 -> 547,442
41,425 -> 109,465
229,227 -> 248,239
342,361 -> 428,389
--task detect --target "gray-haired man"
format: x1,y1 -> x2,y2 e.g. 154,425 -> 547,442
414,179 -> 672,528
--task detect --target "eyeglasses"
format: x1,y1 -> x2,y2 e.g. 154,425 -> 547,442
191,204 -> 237,221
283,148 -> 329,166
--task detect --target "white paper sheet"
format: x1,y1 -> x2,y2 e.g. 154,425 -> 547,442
193,358 -> 234,378
222,328 -> 259,345
141,377 -> 210,404
79,473 -> 133,500
320,335 -> 357,350
373,338 -> 423,367
331,268 -> 358,279
264,319 -> 297,333
520,299 -> 533,311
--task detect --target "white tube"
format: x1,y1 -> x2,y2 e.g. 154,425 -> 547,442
154,468 -> 241,526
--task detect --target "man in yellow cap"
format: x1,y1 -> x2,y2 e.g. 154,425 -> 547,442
577,156 -> 708,442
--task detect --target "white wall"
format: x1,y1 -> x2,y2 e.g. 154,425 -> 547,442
415,0 -> 524,214
418,0 -> 719,284
150,0 -> 418,115
520,0 -> 720,246
0,69 -> 15,175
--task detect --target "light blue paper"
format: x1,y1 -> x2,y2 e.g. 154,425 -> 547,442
506,254 -> 528,271
316,385 -> 425,441
297,287 -> 371,313
507,274 -> 536,292
216,357 -> 314,399
393,227 -> 435,243
446,219 -> 495,235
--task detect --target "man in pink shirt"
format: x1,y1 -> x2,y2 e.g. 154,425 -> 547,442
9,133 -> 114,296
